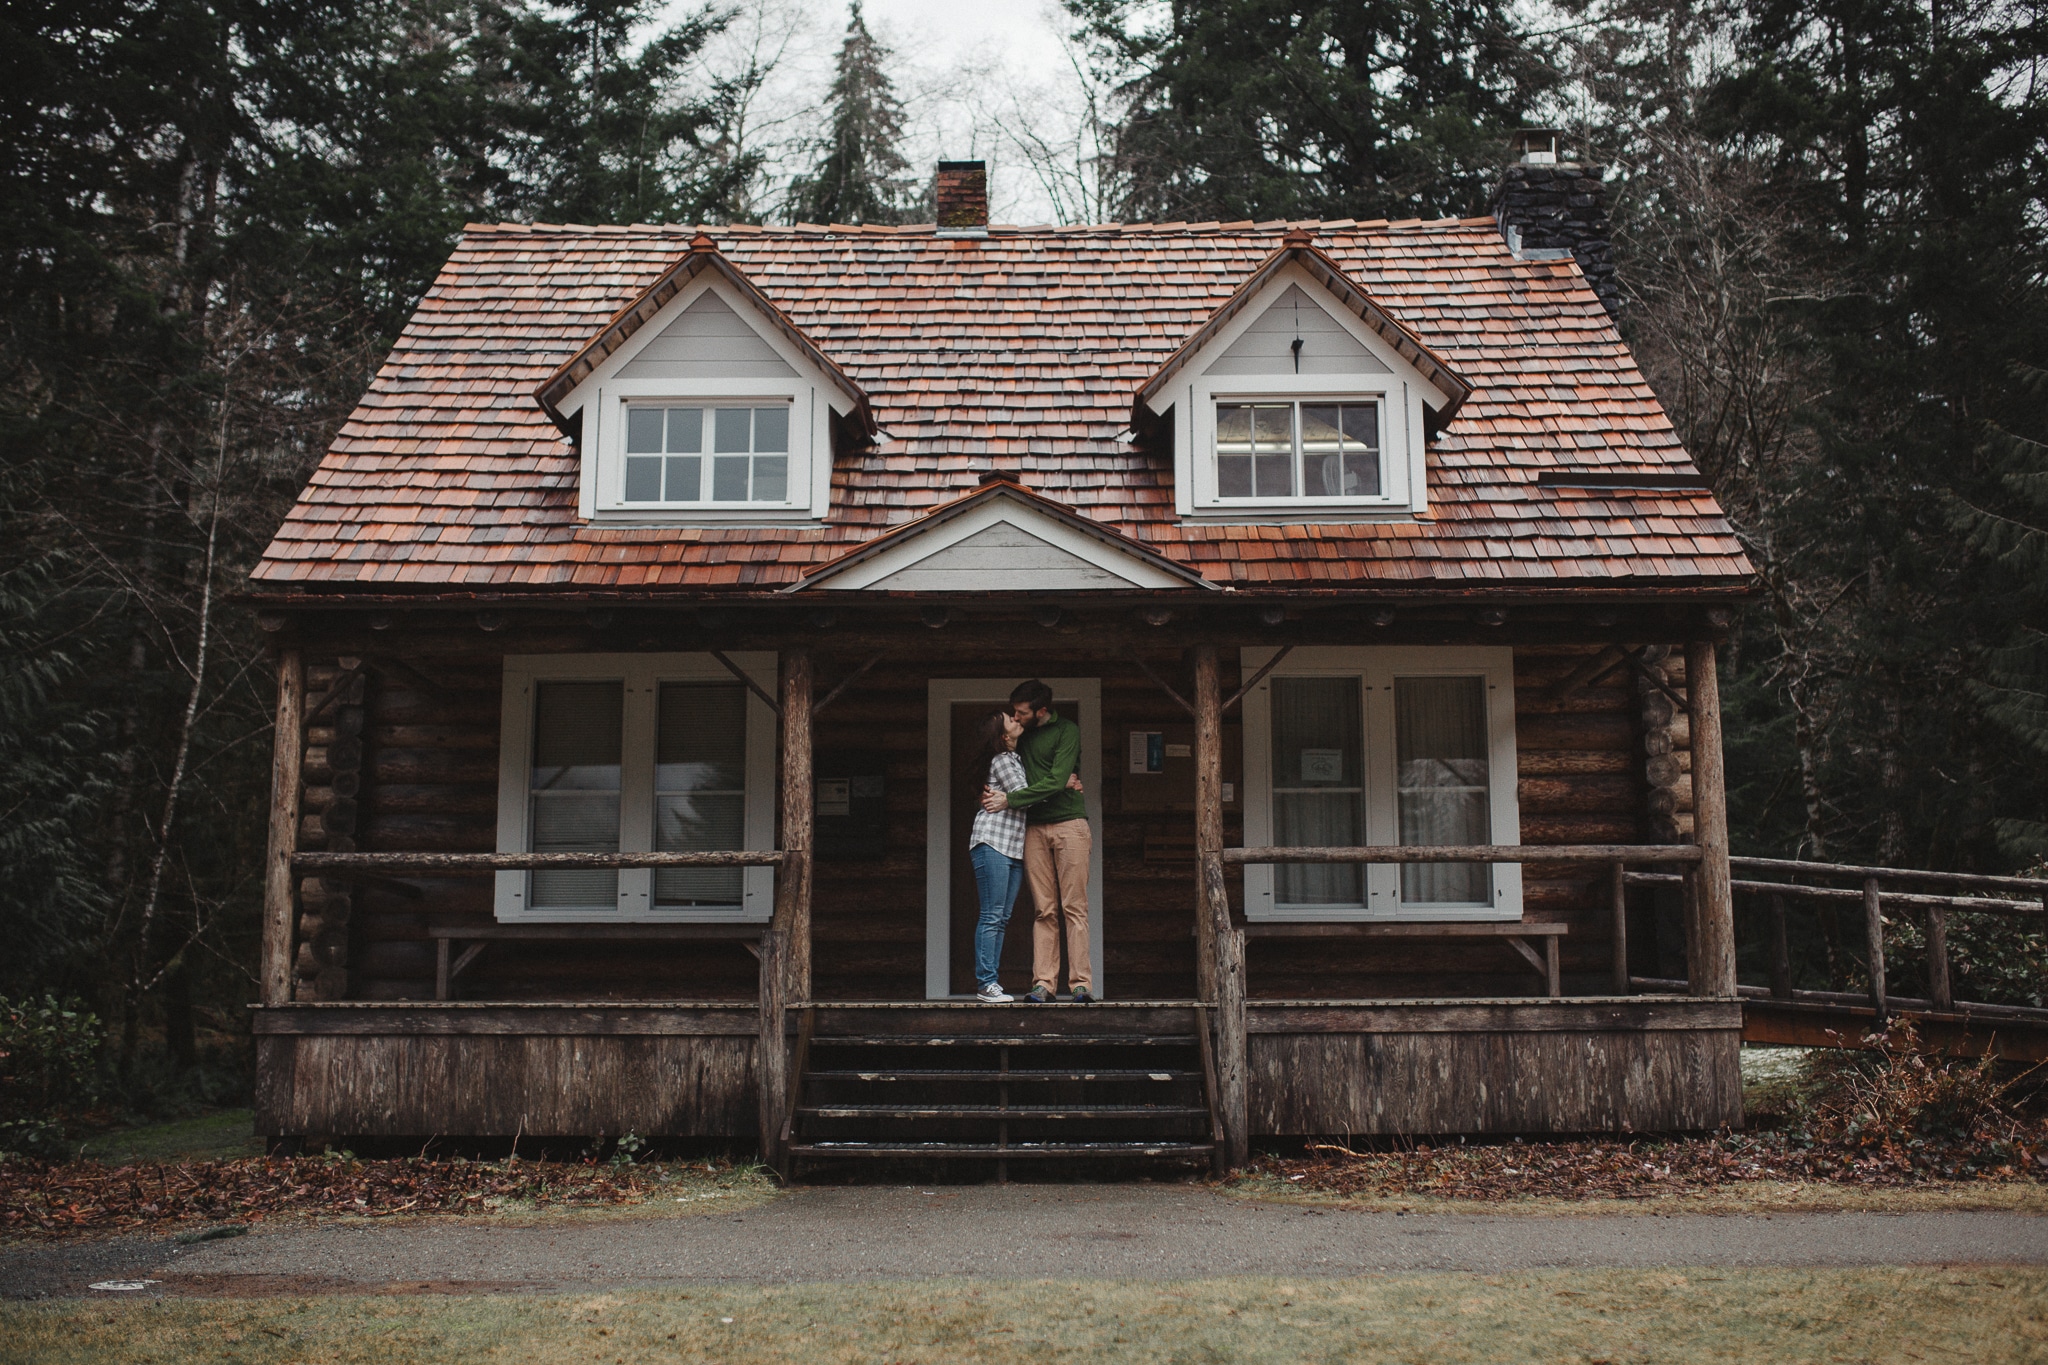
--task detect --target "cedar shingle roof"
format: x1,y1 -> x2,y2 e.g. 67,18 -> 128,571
251,218 -> 1754,594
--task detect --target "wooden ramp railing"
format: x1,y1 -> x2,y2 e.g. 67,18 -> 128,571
1625,855 -> 2048,1048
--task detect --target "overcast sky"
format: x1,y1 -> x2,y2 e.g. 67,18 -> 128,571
708,0 -> 1096,224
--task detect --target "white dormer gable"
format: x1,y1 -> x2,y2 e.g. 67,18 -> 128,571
793,483 -> 1213,593
616,292 -> 799,380
1204,284 -> 1391,376
1143,261 -> 1462,519
545,260 -> 864,525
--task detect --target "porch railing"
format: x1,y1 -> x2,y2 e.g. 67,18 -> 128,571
1224,844 -> 1709,995
1624,855 -> 2048,1027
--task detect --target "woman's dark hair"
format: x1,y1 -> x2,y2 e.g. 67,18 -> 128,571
969,707 -> 1013,778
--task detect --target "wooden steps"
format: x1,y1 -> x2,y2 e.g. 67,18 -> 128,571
781,1003 -> 1223,1180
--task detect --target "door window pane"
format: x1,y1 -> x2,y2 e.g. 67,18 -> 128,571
1396,676 -> 1491,904
1269,675 -> 1364,906
530,681 -> 622,910
654,683 -> 747,909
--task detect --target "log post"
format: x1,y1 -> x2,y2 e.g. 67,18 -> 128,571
1684,640 -> 1737,996
1609,861 -> 1629,993
260,650 -> 305,1007
780,649 -> 814,1004
1769,894 -> 1793,1001
758,648 -> 812,1172
754,928 -> 787,1169
1863,877 -> 1888,1022
1926,906 -> 1953,1012
1194,644 -> 1248,1169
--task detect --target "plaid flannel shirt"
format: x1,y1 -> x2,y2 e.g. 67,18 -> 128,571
968,750 -> 1028,860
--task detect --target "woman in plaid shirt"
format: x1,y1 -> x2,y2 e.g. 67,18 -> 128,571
967,709 -> 1029,1002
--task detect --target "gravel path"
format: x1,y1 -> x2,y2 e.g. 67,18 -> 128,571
6,1185 -> 2046,1299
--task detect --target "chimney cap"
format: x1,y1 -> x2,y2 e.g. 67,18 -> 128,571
1509,128 -> 1565,165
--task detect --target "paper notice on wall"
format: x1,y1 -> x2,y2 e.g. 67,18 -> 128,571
1300,749 -> 1344,783
1129,731 -> 1164,773
1164,743 -> 1191,759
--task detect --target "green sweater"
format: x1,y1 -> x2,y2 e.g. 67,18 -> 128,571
1008,710 -> 1086,825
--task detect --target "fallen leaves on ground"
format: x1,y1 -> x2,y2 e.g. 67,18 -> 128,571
0,1155 -> 752,1239
1250,1124 -> 2048,1204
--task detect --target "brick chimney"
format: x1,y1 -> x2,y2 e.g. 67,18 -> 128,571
935,161 -> 988,238
1492,130 -> 1621,317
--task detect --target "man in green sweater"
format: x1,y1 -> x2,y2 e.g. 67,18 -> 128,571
981,678 -> 1093,1002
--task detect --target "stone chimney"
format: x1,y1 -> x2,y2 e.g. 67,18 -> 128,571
1492,129 -> 1621,317
935,161 -> 988,238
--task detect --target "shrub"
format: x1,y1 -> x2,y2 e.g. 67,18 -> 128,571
1796,1020 -> 2042,1175
0,995 -> 101,1158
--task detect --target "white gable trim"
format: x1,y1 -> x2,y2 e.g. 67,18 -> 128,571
1147,263 -> 1439,520
558,274 -> 850,524
808,492 -> 1192,592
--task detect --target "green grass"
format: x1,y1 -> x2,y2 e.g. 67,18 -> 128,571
5,1269 -> 2043,1364
71,1110 -> 263,1165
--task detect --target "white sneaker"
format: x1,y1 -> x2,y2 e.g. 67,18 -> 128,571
975,983 -> 1015,1003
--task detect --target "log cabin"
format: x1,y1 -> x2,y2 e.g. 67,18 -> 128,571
246,146 -> 1754,1172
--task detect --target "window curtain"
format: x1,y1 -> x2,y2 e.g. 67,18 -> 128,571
530,681 -> 623,910
1270,676 -> 1365,907
1395,676 -> 1490,904
654,683 -> 747,909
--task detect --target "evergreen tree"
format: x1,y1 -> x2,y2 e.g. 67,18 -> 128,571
1064,0 -> 1556,222
786,1 -> 913,226
1957,360 -> 2048,859
480,0 -> 741,226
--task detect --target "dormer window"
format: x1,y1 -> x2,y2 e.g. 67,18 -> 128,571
538,249 -> 874,525
1139,257 -> 1471,521
623,403 -> 791,505
1215,400 -> 1381,500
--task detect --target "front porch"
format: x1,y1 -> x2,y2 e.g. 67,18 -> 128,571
251,601 -> 1744,1164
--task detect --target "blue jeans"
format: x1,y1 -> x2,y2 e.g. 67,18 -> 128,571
969,842 -> 1024,990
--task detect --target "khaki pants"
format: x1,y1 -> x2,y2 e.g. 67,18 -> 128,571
1024,818 -> 1092,992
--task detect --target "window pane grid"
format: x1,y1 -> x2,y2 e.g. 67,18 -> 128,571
1215,400 -> 1380,501
624,405 -> 790,505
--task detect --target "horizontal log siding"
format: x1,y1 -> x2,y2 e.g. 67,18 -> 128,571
336,643 -> 1657,1002
1244,645 -> 1648,999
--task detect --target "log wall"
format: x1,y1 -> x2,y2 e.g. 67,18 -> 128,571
303,640 -> 1675,1003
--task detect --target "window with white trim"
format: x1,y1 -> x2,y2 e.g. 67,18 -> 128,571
622,403 -> 791,506
494,653 -> 777,922
1215,400 -> 1382,501
1241,646 -> 1521,920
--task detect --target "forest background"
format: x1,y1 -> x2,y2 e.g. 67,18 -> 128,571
1,0 -> 2045,1119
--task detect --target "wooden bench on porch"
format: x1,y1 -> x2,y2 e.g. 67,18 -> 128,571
1241,921 -> 1570,997
428,923 -> 766,1000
